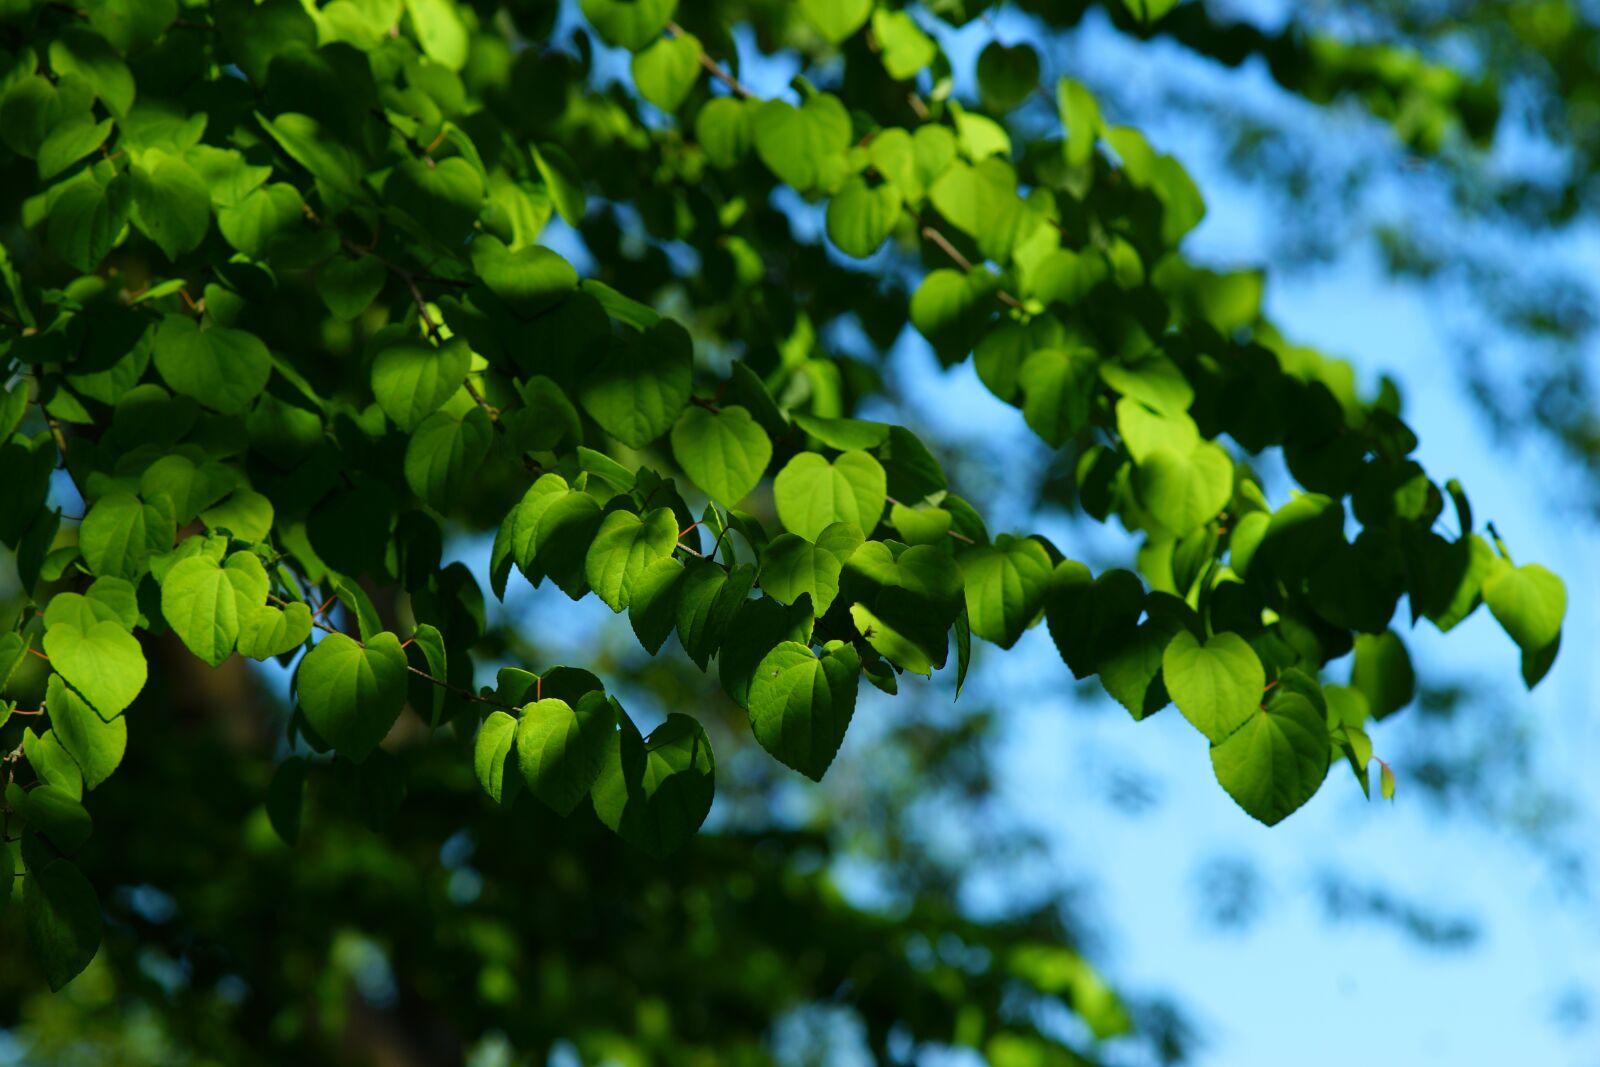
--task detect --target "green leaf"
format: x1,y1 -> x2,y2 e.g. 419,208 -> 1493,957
753,94 -> 852,193
759,522 -> 862,616
516,693 -> 617,815
138,455 -> 239,525
295,632 -> 409,763
1120,0 -> 1181,24
42,623 -> 146,721
844,543 -> 963,675
130,154 -> 210,259
1097,613 -> 1181,719
23,728 -> 83,798
371,337 -> 471,431
1099,352 -> 1193,417
152,316 -> 272,415
25,784 -> 92,855
773,450 -> 886,541
470,238 -> 577,318
1210,690 -> 1330,826
1161,629 -> 1264,743
676,560 -> 755,669
474,709 -> 522,806
38,115 -> 114,181
958,534 -> 1052,649
1058,78 -> 1103,167
579,319 -> 694,449
1349,631 -> 1415,720
405,623 -> 449,726
159,553 -> 267,667
720,595 -> 816,706
1116,398 -> 1199,463
694,97 -> 752,168
870,9 -> 937,81
317,255 -> 388,320
628,556 -> 686,654
632,33 -> 701,112
584,507 -> 679,612
826,177 -> 902,258
238,602 -> 314,660
748,640 -> 861,780
404,0 -> 469,69
530,143 -> 587,227
580,0 -> 676,50
1018,347 -> 1098,447
200,489 -> 275,543
45,674 -> 127,789
1482,560 -> 1565,655
976,42 -> 1041,113
1133,442 -> 1233,536
800,0 -> 871,43
404,407 -> 494,511
47,171 -> 131,272
910,267 -> 999,365
256,112 -> 364,198
24,858 -> 102,992
591,711 -> 714,857
670,405 -> 773,507
791,413 -> 890,451
387,156 -> 484,248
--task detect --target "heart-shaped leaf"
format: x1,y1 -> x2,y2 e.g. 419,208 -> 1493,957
826,177 -> 902,258
976,41 -> 1041,113
591,711 -> 715,857
42,621 -> 146,720
517,692 -> 618,815
1162,629 -> 1265,743
631,32 -> 701,112
153,315 -> 272,415
1482,560 -> 1565,654
237,602 -> 314,660
159,553 -> 267,667
318,255 -> 388,320
799,0 -> 871,43
670,404 -> 773,507
584,507 -> 679,612
1210,689 -> 1330,826
371,336 -> 471,431
758,521 -> 862,616
386,156 -> 484,247
959,534 -> 1053,649
773,450 -> 886,541
404,407 -> 494,510
753,93 -> 851,193
748,639 -> 861,780
470,236 -> 577,318
1134,441 -> 1233,536
579,319 -> 693,449
1045,562 -> 1146,679
295,632 -> 408,763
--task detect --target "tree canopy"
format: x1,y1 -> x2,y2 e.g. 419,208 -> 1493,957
0,0 -> 1573,1056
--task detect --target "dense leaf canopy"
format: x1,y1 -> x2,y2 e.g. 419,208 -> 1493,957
0,0 -> 1572,1055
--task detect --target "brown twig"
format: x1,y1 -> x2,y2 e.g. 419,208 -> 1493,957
666,22 -> 755,99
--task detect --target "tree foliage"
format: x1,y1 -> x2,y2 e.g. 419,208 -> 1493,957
0,0 -> 1568,1018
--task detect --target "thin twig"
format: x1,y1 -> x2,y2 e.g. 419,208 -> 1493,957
666,22 -> 755,99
